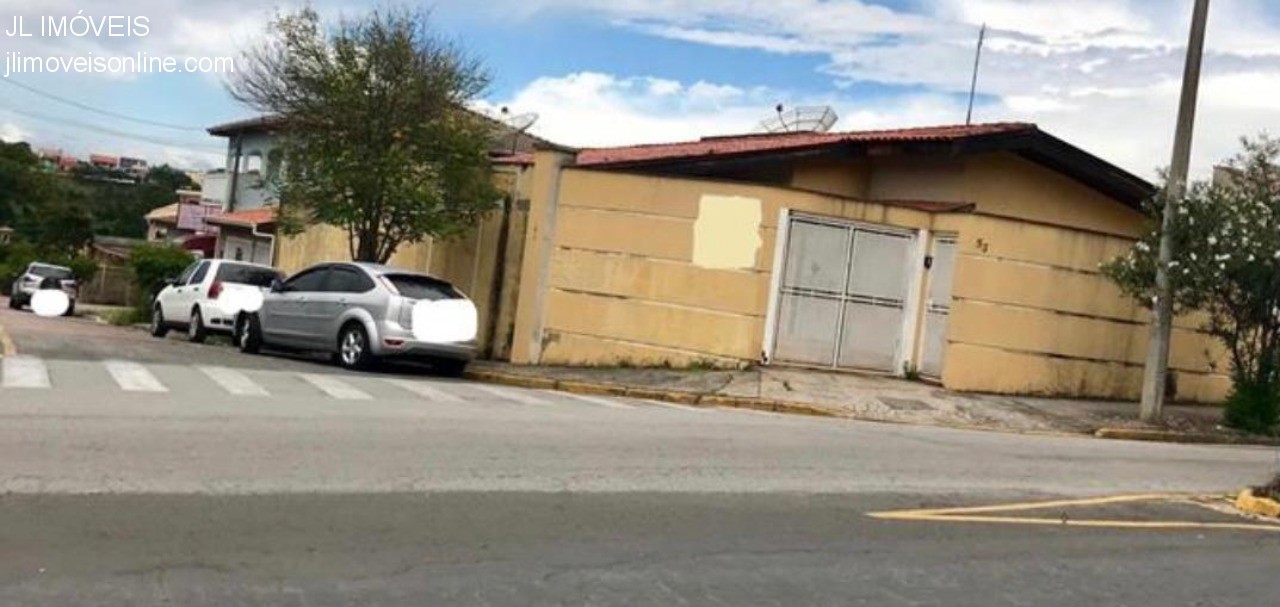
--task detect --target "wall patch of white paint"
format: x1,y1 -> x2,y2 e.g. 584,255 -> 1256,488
692,195 -> 762,270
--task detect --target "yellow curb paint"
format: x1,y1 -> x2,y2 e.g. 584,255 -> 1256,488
557,380 -> 628,397
1235,489 -> 1280,518
868,493 -> 1280,533
659,391 -> 702,405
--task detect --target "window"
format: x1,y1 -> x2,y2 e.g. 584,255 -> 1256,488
327,267 -> 375,294
28,264 -> 73,279
175,261 -> 200,285
187,261 -> 211,286
285,267 -> 329,293
384,274 -> 462,301
215,263 -> 281,288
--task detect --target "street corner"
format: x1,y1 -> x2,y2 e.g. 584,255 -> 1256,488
867,493 -> 1280,534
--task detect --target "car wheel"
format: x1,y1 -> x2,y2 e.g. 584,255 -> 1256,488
336,323 -> 375,371
236,314 -> 262,354
63,301 -> 75,317
187,308 -> 208,343
434,358 -> 468,378
7,296 -> 18,310
149,306 -> 169,337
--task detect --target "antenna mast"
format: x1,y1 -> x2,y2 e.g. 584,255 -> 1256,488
966,23 -> 987,126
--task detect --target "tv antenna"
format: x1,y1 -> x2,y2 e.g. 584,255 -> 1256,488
756,104 -> 839,134
966,23 -> 987,126
500,106 -> 540,153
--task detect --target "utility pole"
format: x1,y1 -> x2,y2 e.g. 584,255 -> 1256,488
965,24 -> 987,126
1140,0 -> 1211,422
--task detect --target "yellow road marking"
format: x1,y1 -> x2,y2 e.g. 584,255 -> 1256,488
868,493 -> 1280,533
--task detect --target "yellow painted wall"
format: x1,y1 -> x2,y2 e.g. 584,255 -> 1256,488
933,154 -> 1229,402
274,165 -> 533,356
516,168 -> 936,368
511,151 -> 1232,402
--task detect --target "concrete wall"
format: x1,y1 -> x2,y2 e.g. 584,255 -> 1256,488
274,166 -> 532,357
511,160 -> 939,368
514,150 -> 1231,401
221,132 -> 279,211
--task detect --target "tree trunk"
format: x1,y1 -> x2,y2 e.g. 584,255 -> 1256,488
355,232 -> 380,262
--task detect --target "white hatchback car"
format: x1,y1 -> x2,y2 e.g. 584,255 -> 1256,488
150,259 -> 283,343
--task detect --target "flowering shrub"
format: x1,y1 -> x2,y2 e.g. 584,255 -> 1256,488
1102,137 -> 1280,433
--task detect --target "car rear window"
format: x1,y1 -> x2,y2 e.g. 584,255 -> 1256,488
30,265 -> 73,279
384,274 -> 462,301
215,263 -> 282,287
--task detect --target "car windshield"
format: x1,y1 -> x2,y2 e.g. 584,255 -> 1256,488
215,263 -> 282,287
30,265 -> 73,279
384,274 -> 462,301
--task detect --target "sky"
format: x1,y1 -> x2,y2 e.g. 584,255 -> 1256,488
0,0 -> 1276,181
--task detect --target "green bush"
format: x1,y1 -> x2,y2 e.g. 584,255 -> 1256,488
1223,377 -> 1279,436
0,242 -> 39,286
0,242 -> 97,286
127,243 -> 194,304
105,307 -> 150,326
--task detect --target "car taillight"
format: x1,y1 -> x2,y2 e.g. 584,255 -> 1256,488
208,281 -> 224,299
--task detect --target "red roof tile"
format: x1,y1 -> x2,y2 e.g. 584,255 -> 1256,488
205,207 -> 277,228
576,122 -> 1036,167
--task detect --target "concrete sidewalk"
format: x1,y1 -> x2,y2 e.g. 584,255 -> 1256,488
468,361 -> 1271,445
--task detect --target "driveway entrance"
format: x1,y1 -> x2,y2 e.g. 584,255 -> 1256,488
770,214 -> 918,373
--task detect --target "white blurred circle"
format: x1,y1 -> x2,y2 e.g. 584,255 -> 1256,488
411,299 -> 477,343
31,290 -> 71,317
217,288 -> 264,317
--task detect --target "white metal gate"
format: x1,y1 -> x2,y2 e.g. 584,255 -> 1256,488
771,215 -> 916,372
920,235 -> 957,378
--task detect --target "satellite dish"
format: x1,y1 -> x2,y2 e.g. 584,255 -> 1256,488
499,107 -> 540,133
497,106 -> 541,155
756,105 -> 839,134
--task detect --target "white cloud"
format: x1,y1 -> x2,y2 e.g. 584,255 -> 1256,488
481,0 -> 1280,179
482,71 -> 977,148
0,122 -> 29,143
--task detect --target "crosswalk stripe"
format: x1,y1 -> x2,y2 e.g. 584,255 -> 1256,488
468,384 -> 553,406
2,355 -> 50,389
104,360 -> 167,393
299,373 -> 372,400
643,399 -> 709,413
385,379 -> 465,403
553,391 -> 635,410
198,366 -> 269,396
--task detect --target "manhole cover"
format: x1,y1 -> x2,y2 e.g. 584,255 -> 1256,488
880,397 -> 933,412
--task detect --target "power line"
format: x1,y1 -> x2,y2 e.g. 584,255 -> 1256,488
0,102 -> 225,154
0,77 -> 206,132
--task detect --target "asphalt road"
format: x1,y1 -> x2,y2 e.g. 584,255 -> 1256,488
2,299 -> 1279,606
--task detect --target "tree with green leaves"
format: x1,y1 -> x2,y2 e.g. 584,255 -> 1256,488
230,7 -> 500,263
0,140 -> 53,230
1103,137 -> 1280,433
145,165 -> 197,192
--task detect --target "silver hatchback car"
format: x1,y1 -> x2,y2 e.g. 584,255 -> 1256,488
234,262 -> 477,375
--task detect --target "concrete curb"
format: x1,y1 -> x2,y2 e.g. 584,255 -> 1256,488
1094,427 -> 1280,447
1235,489 -> 1280,519
462,369 -> 837,418
463,369 -> 1263,443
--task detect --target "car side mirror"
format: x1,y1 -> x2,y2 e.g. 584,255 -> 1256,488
270,279 -> 288,293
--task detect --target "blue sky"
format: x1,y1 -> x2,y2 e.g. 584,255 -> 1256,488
1,0 -> 1278,179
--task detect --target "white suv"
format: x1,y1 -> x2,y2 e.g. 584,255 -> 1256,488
150,259 -> 283,343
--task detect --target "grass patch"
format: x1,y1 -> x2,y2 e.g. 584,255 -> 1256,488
105,307 -> 149,326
